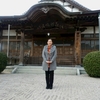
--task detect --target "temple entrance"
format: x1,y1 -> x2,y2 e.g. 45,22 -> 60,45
26,33 -> 75,66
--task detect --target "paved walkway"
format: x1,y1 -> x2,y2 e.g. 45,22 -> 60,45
0,73 -> 100,100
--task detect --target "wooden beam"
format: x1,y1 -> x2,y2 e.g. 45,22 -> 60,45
1,39 -> 32,42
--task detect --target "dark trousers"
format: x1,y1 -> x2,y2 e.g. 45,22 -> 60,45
45,70 -> 54,88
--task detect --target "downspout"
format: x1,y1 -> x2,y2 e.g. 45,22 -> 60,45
7,24 -> 10,57
98,13 -> 100,50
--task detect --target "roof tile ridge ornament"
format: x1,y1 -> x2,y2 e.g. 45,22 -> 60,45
65,0 -> 91,11
40,6 -> 51,13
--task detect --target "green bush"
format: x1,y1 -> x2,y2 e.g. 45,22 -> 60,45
0,52 -> 7,73
83,51 -> 100,77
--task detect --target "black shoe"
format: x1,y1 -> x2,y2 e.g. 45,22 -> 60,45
50,86 -> 53,89
49,84 -> 53,89
50,87 -> 52,89
46,86 -> 50,89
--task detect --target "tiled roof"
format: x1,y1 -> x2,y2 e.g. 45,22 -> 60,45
41,0 -> 91,11
62,0 -> 91,11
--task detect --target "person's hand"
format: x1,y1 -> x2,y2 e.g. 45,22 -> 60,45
46,61 -> 49,63
49,61 -> 52,63
46,61 -> 52,63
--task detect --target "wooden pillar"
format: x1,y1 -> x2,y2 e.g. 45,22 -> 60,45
31,36 -> 34,57
16,32 -> 18,51
74,31 -> 81,65
19,31 -> 24,65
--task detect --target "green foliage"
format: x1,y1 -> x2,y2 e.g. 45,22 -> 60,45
0,52 -> 7,73
83,51 -> 100,77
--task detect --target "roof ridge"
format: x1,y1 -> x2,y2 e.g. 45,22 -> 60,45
64,0 -> 91,12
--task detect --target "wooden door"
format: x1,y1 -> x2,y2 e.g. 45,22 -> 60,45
57,46 -> 74,66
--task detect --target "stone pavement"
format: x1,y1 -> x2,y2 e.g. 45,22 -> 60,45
0,73 -> 100,100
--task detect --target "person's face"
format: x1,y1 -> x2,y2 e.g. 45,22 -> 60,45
47,39 -> 53,46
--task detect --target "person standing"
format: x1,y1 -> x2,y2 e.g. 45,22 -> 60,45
42,39 -> 57,89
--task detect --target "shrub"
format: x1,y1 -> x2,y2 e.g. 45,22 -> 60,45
0,52 -> 7,73
83,51 -> 100,77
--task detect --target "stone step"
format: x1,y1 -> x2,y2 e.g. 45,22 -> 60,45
12,66 -> 86,75
2,66 -> 15,74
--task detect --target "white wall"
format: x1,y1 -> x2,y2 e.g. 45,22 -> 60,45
3,30 -> 21,36
81,26 -> 99,34
95,26 -> 99,33
3,30 -> 16,36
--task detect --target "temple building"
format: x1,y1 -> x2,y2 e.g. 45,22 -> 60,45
0,0 -> 100,66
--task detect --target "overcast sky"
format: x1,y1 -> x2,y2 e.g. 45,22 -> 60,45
0,0 -> 100,16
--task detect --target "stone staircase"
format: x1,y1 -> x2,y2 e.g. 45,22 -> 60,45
10,65 -> 86,75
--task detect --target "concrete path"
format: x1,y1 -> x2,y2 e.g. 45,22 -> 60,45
0,73 -> 100,100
